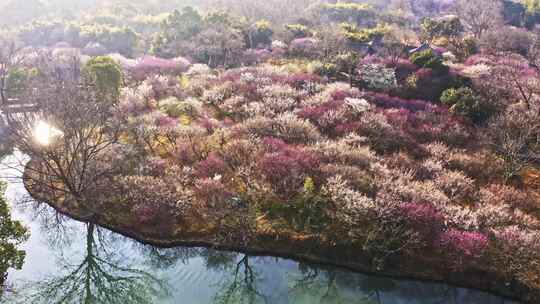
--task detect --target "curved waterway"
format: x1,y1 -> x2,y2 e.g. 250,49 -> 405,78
0,153 -> 520,304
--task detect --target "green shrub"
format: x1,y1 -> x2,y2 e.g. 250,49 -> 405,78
82,56 -> 123,101
402,71 -> 462,102
440,87 -> 493,123
409,49 -> 448,75
308,61 -> 338,78
0,182 -> 28,282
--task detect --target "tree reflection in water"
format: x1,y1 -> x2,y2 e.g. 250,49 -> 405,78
137,245 -> 201,271
209,253 -> 381,304
208,253 -> 515,304
288,263 -> 381,304
204,252 -> 266,304
4,205 -> 168,304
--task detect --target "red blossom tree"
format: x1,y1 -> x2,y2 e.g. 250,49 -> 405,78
436,229 -> 489,269
259,137 -> 320,200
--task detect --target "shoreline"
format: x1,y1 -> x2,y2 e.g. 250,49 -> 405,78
24,177 -> 529,303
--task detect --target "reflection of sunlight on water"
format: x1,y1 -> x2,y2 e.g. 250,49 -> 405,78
33,121 -> 62,146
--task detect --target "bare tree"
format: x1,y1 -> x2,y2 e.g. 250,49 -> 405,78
314,25 -> 348,59
3,49 -> 121,217
380,26 -> 416,65
453,0 -> 504,39
489,106 -> 540,182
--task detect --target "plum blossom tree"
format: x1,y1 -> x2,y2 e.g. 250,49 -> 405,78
259,137 -> 320,200
358,63 -> 398,91
131,56 -> 191,81
436,229 -> 489,269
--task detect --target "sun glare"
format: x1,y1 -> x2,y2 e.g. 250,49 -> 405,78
33,121 -> 62,146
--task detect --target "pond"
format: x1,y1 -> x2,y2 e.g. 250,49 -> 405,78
0,153 -> 520,304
